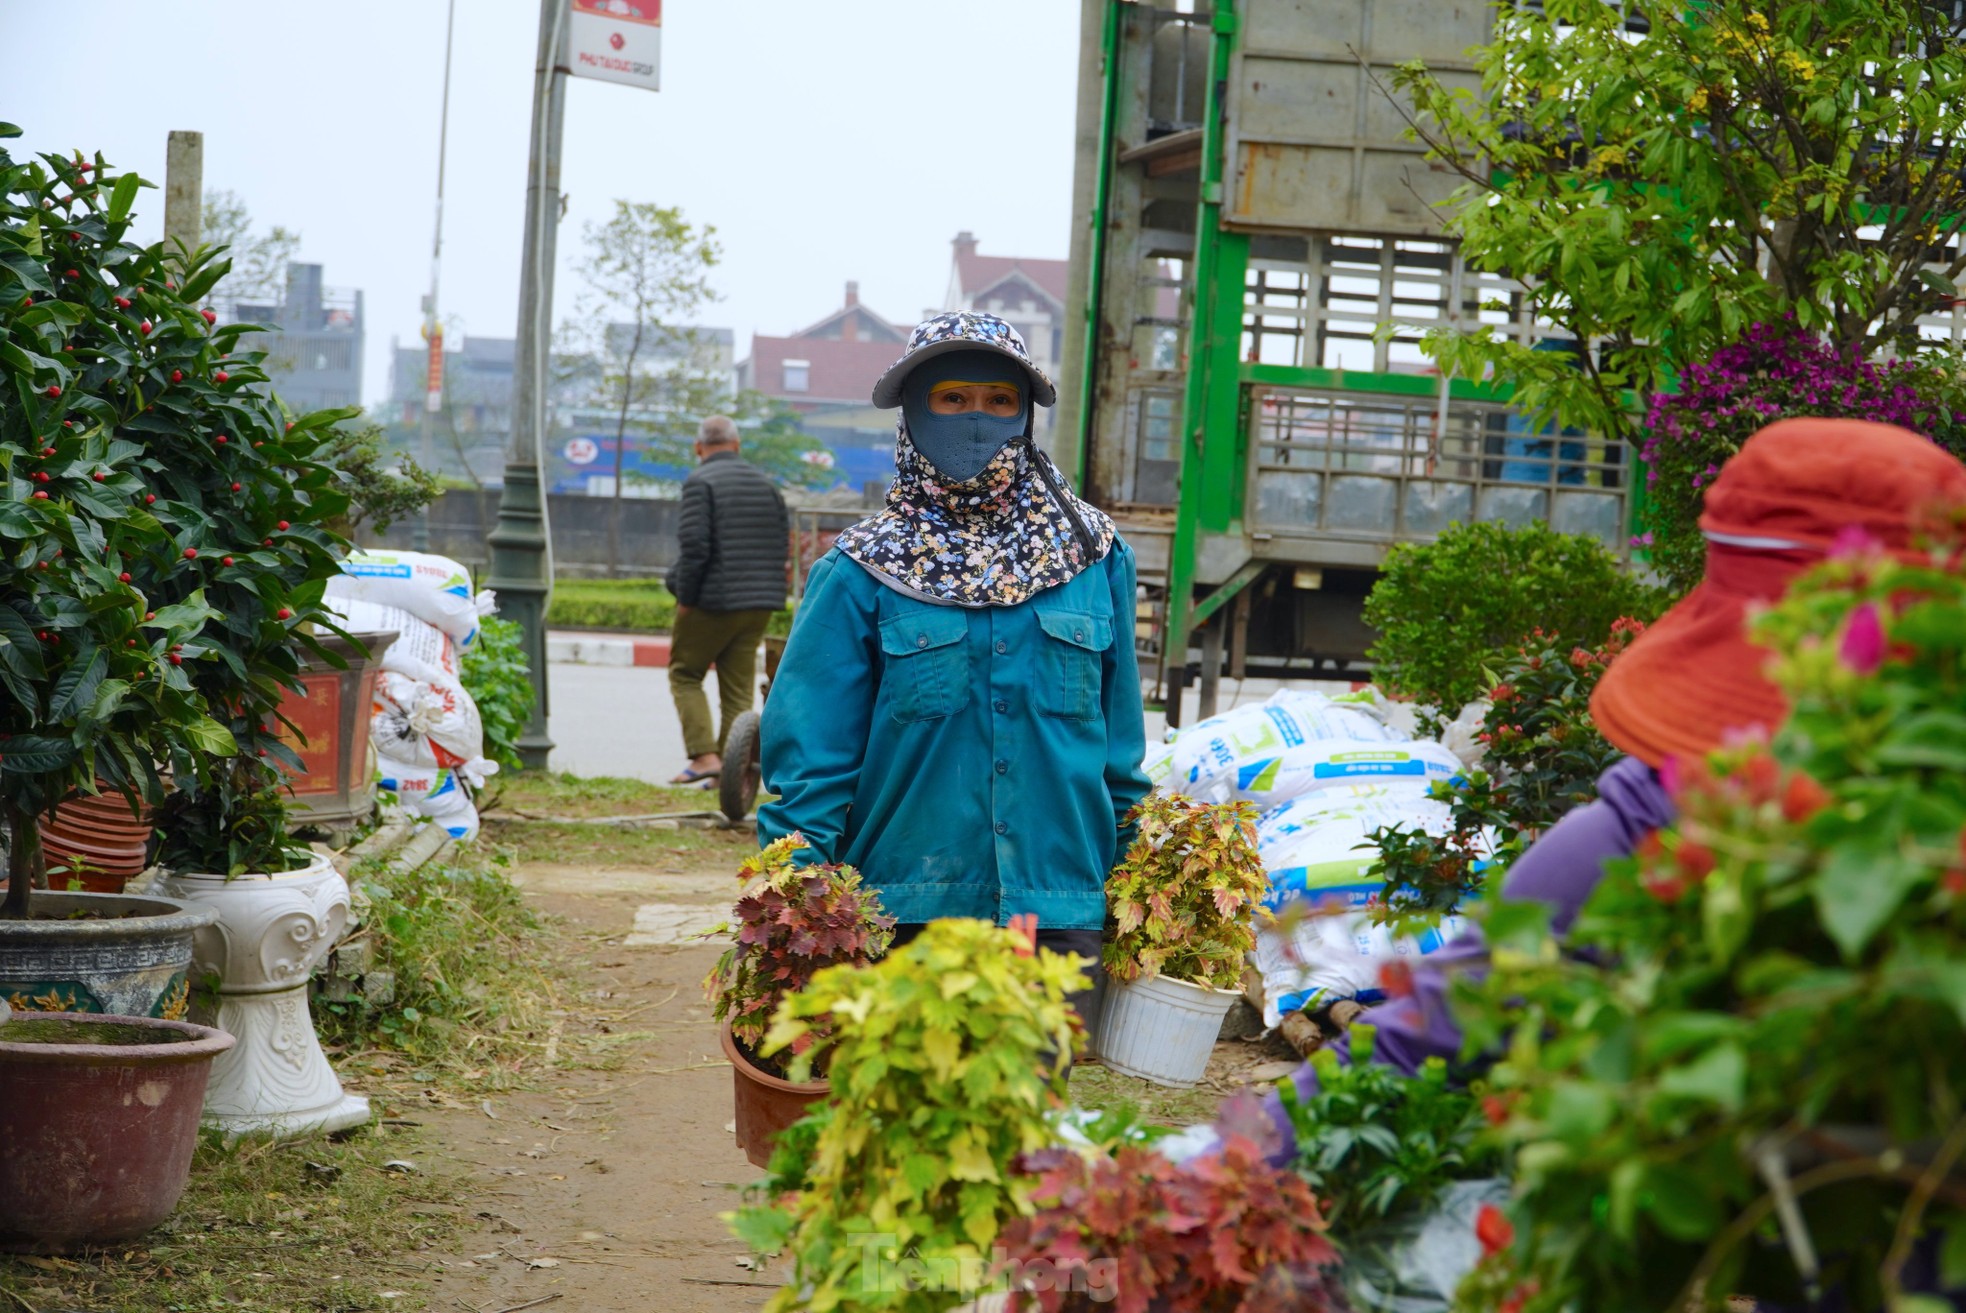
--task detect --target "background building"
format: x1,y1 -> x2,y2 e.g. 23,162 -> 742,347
231,262 -> 363,413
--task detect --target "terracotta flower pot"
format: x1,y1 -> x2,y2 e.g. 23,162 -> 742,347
37,789 -> 156,894
0,1011 -> 235,1252
721,1021 -> 828,1170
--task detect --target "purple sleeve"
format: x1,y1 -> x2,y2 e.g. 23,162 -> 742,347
1248,756 -> 1674,1163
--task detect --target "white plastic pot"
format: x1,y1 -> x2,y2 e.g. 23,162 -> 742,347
1093,971 -> 1240,1088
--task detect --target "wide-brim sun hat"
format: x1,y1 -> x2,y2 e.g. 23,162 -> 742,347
871,311 -> 1058,409
1591,417 -> 1966,769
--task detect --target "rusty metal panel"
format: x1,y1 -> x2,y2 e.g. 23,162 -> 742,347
1224,0 -> 1490,235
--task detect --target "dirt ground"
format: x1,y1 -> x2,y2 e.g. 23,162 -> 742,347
403,823 -> 1303,1313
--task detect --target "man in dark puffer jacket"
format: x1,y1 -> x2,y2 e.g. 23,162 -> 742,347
664,415 -> 789,784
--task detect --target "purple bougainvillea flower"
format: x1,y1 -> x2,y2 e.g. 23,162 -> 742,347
1839,602 -> 1886,674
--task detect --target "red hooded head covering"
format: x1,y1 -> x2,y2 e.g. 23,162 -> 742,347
1591,418 -> 1966,767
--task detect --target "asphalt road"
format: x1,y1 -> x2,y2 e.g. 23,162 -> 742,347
537,661 -> 719,784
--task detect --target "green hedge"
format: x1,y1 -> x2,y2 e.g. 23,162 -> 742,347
544,578 -> 792,636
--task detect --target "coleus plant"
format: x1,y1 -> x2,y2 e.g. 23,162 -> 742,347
732,918 -> 1085,1313
1105,795 -> 1268,990
997,1137 -> 1347,1313
1451,504 -> 1966,1312
1,127 -> 349,905
702,832 -> 893,1067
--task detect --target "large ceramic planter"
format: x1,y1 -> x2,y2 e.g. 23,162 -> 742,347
37,789 -> 157,893
1093,972 -> 1240,1089
276,629 -> 396,830
0,1011 -> 235,1252
160,852 -> 368,1135
721,1021 -> 828,1169
0,891 -> 213,1019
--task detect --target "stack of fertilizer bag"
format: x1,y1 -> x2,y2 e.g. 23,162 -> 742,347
324,550 -> 498,841
1152,687 -> 1479,1033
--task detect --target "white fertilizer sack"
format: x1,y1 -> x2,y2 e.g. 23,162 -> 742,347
1170,689 -> 1397,803
377,756 -> 482,841
326,550 -> 495,649
1229,739 -> 1464,812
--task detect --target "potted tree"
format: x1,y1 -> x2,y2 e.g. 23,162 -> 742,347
0,132 -> 252,1016
1096,795 -> 1270,1087
703,833 -> 892,1167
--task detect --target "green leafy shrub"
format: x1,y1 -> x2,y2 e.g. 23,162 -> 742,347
544,576 -> 677,632
733,918 -> 1084,1312
1363,521 -> 1666,716
1370,620 -> 1645,924
459,615 -> 534,773
1281,1029 -> 1499,1233
0,128 -> 348,900
1453,506 -> 1966,1312
544,576 -> 793,635
1104,795 -> 1268,990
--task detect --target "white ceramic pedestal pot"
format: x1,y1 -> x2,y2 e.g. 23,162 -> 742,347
1094,971 -> 1241,1088
160,853 -> 369,1135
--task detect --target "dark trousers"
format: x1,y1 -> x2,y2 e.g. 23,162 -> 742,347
888,923 -> 1105,1029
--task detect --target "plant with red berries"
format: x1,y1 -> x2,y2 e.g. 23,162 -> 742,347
1369,621 -> 1646,925
702,833 -> 893,1074
1449,500 -> 1966,1311
997,1135 -> 1347,1312
0,126 -> 354,888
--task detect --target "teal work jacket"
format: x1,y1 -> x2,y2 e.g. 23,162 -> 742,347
757,543 -> 1151,930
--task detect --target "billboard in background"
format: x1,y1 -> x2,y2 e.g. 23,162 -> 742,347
567,0 -> 662,92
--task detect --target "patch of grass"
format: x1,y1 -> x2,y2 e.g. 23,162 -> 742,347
485,769 -> 713,819
0,1127 -> 463,1313
318,849 -> 563,1091
480,817 -> 750,868
1069,1062 -> 1230,1128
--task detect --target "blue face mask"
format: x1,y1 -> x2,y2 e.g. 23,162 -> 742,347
900,351 -> 1029,482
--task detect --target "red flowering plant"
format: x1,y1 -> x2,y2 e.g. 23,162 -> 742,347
702,833 -> 893,1075
1368,621 -> 1645,928
996,1135 -> 1348,1313
1446,501 -> 1966,1312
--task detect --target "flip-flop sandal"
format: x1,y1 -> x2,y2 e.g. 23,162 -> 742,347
669,767 -> 718,786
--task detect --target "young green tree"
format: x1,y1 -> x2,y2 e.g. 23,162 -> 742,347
199,189 -> 301,310
1394,0 -> 1966,446
567,201 -> 720,577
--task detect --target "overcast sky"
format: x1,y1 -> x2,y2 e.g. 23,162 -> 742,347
3,2 -> 1083,409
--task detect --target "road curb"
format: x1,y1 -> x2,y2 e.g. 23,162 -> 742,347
546,632 -> 671,668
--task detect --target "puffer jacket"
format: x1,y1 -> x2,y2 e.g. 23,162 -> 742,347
665,451 -> 790,612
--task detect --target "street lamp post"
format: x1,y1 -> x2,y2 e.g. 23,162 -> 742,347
486,0 -> 569,769
415,0 -> 458,553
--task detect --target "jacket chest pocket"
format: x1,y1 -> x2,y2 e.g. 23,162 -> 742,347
1035,609 -> 1112,721
879,610 -> 971,723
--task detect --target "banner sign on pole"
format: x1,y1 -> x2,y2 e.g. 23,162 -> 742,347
424,325 -> 445,413
567,0 -> 661,92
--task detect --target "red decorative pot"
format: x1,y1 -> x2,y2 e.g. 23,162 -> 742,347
0,1011 -> 235,1252
721,1021 -> 828,1170
37,790 -> 155,893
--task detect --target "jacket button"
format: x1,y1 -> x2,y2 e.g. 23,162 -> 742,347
994,759 -> 1007,774
994,821 -> 1008,835
1074,629 -> 1085,643
993,699 -> 1008,713
917,634 -> 929,648
994,640 -> 1008,655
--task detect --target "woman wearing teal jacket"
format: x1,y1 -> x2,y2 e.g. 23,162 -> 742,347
757,312 -> 1151,1000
